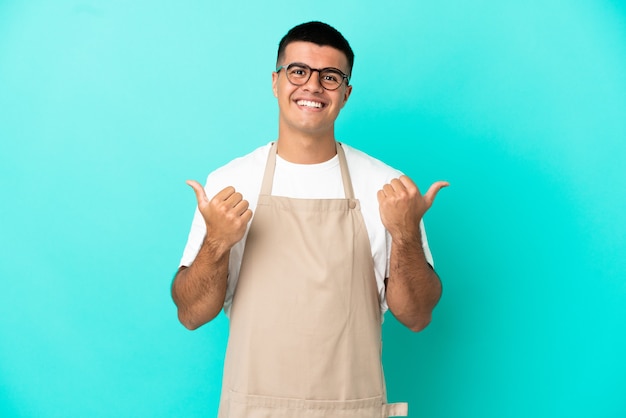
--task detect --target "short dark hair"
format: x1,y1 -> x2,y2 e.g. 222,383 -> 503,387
277,21 -> 354,75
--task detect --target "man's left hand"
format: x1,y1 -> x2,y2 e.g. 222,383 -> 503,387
377,175 -> 449,242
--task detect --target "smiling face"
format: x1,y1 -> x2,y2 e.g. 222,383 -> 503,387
272,41 -> 352,141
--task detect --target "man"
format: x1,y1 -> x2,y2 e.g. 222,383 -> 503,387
172,21 -> 448,418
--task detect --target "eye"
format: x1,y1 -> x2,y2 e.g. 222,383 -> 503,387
288,65 -> 309,79
320,69 -> 345,88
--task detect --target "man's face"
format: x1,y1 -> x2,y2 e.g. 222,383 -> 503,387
272,41 -> 352,138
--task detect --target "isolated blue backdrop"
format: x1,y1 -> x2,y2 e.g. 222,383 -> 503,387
1,1 -> 625,417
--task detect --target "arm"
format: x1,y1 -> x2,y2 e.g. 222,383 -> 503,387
378,175 -> 448,332
172,181 -> 252,330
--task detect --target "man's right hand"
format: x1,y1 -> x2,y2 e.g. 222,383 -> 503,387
186,180 -> 253,253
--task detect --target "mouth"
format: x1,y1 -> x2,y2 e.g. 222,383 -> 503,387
295,99 -> 326,109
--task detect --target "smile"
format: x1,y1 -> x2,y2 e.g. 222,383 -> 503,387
296,100 -> 325,109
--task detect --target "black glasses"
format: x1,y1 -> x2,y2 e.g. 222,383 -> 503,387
276,62 -> 350,91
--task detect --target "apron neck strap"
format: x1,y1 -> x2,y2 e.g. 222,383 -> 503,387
336,142 -> 355,200
260,141 -> 355,199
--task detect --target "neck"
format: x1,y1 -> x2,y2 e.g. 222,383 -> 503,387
276,130 -> 337,164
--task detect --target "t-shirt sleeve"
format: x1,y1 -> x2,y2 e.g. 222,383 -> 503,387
179,207 -> 206,268
420,220 -> 434,268
178,174 -> 217,268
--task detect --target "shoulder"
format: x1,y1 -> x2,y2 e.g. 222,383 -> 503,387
209,142 -> 271,178
203,142 -> 272,197
340,142 -> 403,188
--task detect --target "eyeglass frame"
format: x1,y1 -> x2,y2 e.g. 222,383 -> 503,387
275,62 -> 351,91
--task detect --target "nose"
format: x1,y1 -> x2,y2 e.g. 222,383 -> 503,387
302,69 -> 324,92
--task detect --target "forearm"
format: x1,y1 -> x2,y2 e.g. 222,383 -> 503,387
385,232 -> 442,332
171,237 -> 230,330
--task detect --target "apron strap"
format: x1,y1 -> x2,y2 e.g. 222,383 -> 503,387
260,141 -> 355,199
260,142 -> 278,195
336,142 -> 355,200
383,402 -> 409,417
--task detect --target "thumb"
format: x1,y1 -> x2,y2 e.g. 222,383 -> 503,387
186,180 -> 209,205
424,181 -> 449,207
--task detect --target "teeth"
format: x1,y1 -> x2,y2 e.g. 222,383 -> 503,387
297,100 -> 323,108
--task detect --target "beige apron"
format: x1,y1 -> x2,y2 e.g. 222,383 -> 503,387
218,142 -> 408,418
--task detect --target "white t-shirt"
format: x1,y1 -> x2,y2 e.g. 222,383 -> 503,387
179,142 -> 434,317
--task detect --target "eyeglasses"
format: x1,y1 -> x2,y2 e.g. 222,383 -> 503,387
276,62 -> 350,91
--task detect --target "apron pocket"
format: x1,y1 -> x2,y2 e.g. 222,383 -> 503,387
226,390 -> 405,418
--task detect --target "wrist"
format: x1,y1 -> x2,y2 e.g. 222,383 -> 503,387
201,235 -> 232,261
390,225 -> 422,247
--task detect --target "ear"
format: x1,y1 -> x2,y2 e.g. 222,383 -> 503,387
272,71 -> 279,98
341,84 -> 353,108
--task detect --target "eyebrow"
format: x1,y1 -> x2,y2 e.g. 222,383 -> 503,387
287,62 -> 348,75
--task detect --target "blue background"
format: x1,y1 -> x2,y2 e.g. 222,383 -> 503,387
1,1 -> 625,417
